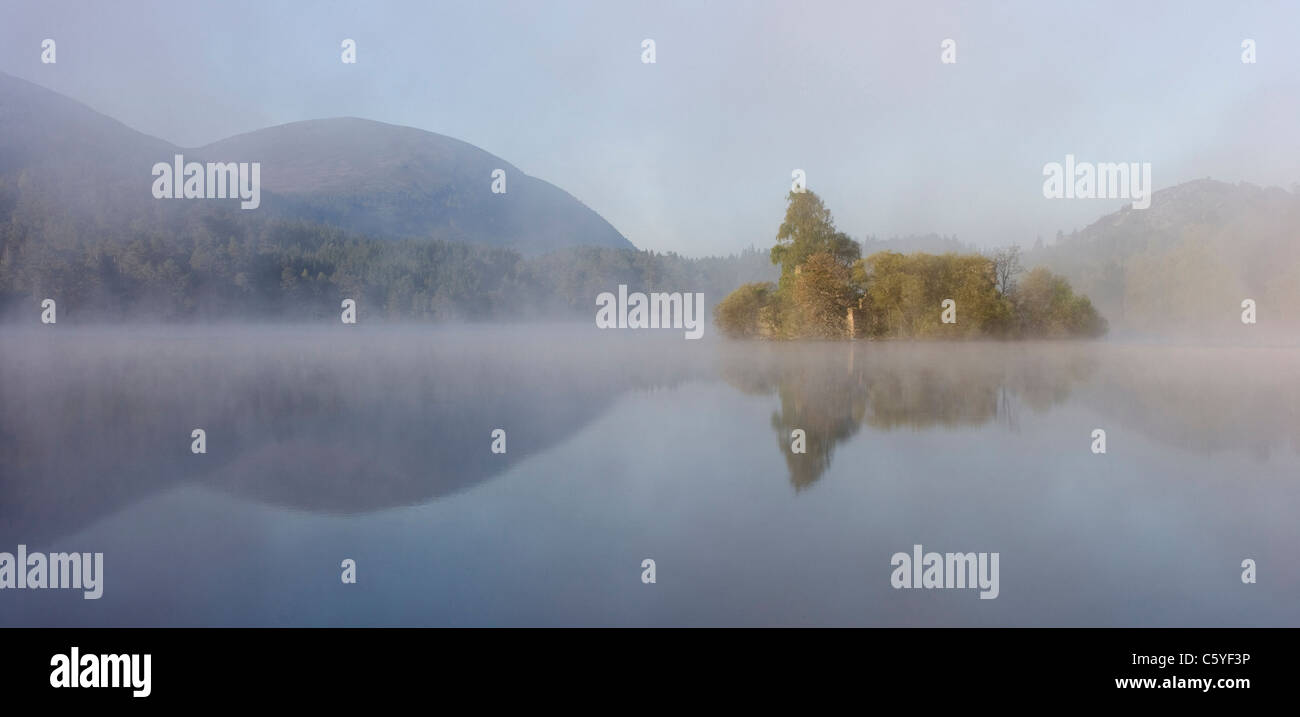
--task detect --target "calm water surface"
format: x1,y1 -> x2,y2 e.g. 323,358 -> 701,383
1,325 -> 1296,626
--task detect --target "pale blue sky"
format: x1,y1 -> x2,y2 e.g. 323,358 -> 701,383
2,0 -> 1297,255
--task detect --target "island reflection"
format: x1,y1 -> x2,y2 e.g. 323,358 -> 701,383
719,341 -> 1098,489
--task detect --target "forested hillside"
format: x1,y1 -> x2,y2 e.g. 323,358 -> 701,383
1027,179 -> 1300,336
0,182 -> 775,321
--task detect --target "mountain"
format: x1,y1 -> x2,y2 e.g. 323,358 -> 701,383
0,73 -> 632,253
1027,179 -> 1300,337
198,118 -> 631,252
0,74 -> 174,174
0,69 -> 764,322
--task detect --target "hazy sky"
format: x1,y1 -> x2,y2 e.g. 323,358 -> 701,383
2,0 -> 1297,255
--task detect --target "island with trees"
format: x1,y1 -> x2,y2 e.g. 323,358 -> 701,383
714,191 -> 1107,340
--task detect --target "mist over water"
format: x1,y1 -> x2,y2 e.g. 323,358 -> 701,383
1,325 -> 1296,626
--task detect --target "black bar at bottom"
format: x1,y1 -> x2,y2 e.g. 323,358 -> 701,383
0,628 -> 1286,704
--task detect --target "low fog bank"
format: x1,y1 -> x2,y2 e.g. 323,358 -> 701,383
0,324 -> 715,542
3,326 -> 1296,542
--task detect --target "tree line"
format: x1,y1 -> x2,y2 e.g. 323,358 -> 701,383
0,179 -> 775,321
715,191 -> 1107,340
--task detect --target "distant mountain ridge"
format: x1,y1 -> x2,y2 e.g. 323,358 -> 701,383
0,73 -> 767,323
3,73 -> 1296,335
1028,178 -> 1300,336
0,72 -> 632,253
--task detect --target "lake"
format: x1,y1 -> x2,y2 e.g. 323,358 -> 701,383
1,325 -> 1296,626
